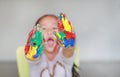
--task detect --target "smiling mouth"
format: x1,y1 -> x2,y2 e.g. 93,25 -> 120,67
46,38 -> 55,47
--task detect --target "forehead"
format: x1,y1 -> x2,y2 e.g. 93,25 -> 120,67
38,16 -> 58,25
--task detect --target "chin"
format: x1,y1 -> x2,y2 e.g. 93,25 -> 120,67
45,47 -> 55,53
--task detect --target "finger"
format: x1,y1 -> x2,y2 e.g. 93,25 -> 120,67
57,39 -> 64,47
54,32 -> 65,46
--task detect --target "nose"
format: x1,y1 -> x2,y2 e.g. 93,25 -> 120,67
47,29 -> 53,35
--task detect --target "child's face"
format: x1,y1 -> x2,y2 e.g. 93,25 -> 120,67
38,16 -> 59,52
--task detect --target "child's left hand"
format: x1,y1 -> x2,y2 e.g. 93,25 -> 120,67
54,13 -> 76,57
55,13 -> 76,48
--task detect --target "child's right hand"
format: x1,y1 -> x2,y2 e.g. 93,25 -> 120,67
24,24 -> 44,61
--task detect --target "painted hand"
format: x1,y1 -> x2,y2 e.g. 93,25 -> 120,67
24,24 -> 44,60
55,13 -> 75,48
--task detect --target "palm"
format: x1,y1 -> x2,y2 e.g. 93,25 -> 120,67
55,13 -> 75,48
24,24 -> 44,60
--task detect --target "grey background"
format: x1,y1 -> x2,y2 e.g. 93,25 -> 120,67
0,0 -> 120,61
0,0 -> 120,77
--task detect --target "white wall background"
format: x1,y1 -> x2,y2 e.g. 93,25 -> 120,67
0,0 -> 120,61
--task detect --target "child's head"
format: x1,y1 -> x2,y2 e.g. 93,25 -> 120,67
36,14 -> 59,53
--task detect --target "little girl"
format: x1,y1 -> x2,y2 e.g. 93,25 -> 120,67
24,13 -> 79,77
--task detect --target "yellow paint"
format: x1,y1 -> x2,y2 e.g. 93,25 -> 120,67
62,17 -> 72,32
55,32 -> 61,39
26,46 -> 37,60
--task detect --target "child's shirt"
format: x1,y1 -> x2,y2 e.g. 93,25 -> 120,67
27,48 -> 76,77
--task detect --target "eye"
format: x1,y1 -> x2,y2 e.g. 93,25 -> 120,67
42,27 -> 46,30
53,27 -> 58,30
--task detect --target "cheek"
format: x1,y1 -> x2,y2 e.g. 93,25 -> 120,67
52,30 -> 59,34
42,33 -> 48,40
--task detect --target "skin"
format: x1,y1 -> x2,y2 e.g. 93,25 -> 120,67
38,16 -> 75,61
